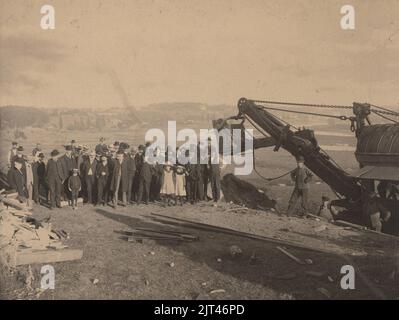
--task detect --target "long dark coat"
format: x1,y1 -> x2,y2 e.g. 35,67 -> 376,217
7,167 -> 27,197
59,154 -> 77,181
110,159 -> 129,192
81,159 -> 97,179
45,159 -> 64,183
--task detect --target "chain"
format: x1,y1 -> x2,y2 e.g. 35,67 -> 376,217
250,98 -> 399,117
250,99 -> 353,110
257,105 -> 349,121
371,110 -> 399,124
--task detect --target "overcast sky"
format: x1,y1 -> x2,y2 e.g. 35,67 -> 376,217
1,0 -> 399,109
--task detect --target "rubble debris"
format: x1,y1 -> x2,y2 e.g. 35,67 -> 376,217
221,174 -> 276,209
92,278 -> 99,285
0,202 -> 82,268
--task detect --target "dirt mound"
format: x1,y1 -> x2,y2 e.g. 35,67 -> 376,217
221,174 -> 276,209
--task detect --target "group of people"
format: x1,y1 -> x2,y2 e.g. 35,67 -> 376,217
6,138 -> 222,210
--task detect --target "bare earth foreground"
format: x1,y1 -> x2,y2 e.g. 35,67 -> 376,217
1,198 -> 399,300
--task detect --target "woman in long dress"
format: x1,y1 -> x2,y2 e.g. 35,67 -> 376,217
161,162 -> 175,206
174,164 -> 186,206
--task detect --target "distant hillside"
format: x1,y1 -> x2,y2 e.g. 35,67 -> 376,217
0,103 -> 235,131
0,106 -> 49,129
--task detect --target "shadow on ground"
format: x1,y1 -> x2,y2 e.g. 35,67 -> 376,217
94,208 -> 395,299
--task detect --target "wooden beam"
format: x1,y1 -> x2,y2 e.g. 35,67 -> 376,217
0,195 -> 31,211
15,249 -> 83,266
150,213 -> 338,255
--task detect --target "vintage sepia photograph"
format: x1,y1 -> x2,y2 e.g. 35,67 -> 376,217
1,0 -> 399,305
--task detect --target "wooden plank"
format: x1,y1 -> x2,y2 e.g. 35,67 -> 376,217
0,195 -> 31,211
276,246 -> 305,265
334,220 -> 399,239
150,213 -> 338,255
15,249 -> 83,266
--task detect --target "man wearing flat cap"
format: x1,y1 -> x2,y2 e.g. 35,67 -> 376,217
287,155 -> 313,217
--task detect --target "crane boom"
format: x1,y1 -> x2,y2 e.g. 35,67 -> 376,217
228,98 -> 362,202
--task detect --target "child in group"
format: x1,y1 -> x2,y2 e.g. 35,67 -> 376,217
161,162 -> 175,206
174,164 -> 186,206
68,168 -> 81,210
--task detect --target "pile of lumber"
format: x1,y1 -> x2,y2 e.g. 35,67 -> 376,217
0,197 -> 82,268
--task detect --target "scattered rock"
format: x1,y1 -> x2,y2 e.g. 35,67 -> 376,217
92,278 -> 99,285
150,251 -> 155,255
169,262 -> 175,268
210,289 -> 226,294
305,258 -> 313,265
249,252 -> 258,264
327,276 -> 334,282
217,258 -> 222,263
229,245 -> 243,258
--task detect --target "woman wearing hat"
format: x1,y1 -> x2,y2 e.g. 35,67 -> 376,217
174,164 -> 187,206
161,162 -> 175,206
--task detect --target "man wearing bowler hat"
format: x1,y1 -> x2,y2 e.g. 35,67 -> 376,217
46,150 -> 63,209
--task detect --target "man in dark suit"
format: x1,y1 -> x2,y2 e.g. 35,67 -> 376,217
132,145 -> 145,202
126,149 -> 137,203
82,151 -> 97,204
46,150 -> 63,209
287,156 -> 313,217
150,147 -> 164,202
59,145 -> 77,200
208,151 -> 221,202
110,150 -> 129,207
7,158 -> 27,203
137,155 -> 154,205
36,153 -> 47,203
31,154 -> 40,204
96,155 -> 109,206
